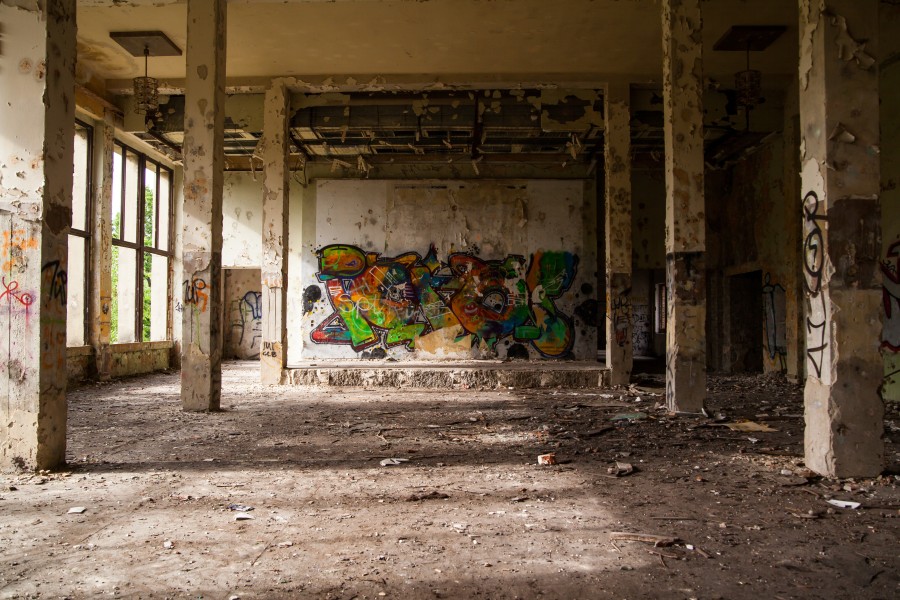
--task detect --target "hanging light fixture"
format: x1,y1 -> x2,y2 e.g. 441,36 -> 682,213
713,25 -> 786,130
133,46 -> 159,116
734,44 -> 762,111
110,31 -> 182,118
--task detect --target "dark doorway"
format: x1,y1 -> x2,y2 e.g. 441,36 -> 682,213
727,271 -> 764,373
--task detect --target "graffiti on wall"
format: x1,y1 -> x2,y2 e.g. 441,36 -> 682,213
229,290 -> 262,358
632,303 -> 651,356
803,191 -> 830,381
310,244 -> 579,357
881,240 -> 900,353
183,277 -> 209,313
762,273 -> 787,372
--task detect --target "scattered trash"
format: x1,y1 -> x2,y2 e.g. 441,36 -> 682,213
227,504 -> 254,512
406,491 -> 450,502
537,453 -> 557,466
611,412 -> 648,422
380,458 -> 410,467
827,499 -> 861,510
277,541 -> 294,548
234,513 -> 255,521
607,462 -> 635,477
510,496 -> 529,503
609,532 -> 679,547
163,540 -> 174,549
67,507 -> 86,514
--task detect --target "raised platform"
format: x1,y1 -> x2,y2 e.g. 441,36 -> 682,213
282,360 -> 610,389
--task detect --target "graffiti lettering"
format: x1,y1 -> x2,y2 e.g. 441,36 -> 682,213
762,273 -> 787,372
230,290 -> 262,358
310,244 -> 579,357
610,292 -> 631,348
41,260 -> 67,307
262,341 -> 278,358
183,277 -> 209,313
0,277 -> 35,308
632,303 -> 651,356
802,191 -> 829,379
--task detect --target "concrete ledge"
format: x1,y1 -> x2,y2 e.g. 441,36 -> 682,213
282,361 -> 609,389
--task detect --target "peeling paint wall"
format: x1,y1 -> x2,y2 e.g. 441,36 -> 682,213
295,180 -> 597,362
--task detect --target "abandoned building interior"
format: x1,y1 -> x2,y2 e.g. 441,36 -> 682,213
1,0 -> 899,597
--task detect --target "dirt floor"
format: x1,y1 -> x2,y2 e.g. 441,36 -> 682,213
1,362 -> 899,599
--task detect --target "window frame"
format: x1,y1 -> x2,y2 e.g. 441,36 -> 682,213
111,141 -> 175,342
69,119 -> 93,346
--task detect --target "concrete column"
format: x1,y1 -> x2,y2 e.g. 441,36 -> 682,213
90,111 -> 115,381
799,0 -> 883,477
0,0 -> 76,470
260,82 -> 290,384
181,0 -> 226,411
662,0 -> 707,414
604,82 -> 633,385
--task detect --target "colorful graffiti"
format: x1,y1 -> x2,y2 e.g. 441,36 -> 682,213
311,244 -> 579,357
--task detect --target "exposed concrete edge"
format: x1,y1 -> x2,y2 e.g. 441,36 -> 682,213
282,367 -> 610,389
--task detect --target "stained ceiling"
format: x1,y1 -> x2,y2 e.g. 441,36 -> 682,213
75,0 -> 800,167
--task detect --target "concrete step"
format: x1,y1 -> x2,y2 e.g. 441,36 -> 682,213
282,361 -> 610,389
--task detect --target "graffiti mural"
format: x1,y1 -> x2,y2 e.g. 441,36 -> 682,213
762,273 -> 787,371
310,244 -> 579,357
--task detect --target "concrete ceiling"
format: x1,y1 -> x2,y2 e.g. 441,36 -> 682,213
76,0 -> 800,94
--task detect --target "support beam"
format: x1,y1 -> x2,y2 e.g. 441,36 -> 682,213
661,0 -> 707,414
0,0 -> 76,470
90,111 -> 115,381
260,81 -> 290,384
181,0 -> 226,411
604,82 -> 633,385
799,0 -> 883,477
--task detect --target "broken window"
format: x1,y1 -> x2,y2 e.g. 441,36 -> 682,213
111,143 -> 173,343
67,121 -> 92,347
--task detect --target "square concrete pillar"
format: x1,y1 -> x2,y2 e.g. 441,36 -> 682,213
181,0 -> 226,411
799,0 -> 884,477
661,0 -> 707,414
260,81 -> 290,385
604,82 -> 634,386
90,111 -> 115,381
0,0 -> 76,470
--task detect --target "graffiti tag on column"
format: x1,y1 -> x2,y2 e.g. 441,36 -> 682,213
41,260 -> 67,306
610,292 -> 631,348
762,273 -> 787,372
803,191 -> 828,379
0,277 -> 35,308
183,277 -> 209,312
262,341 -> 278,358
310,244 -> 578,357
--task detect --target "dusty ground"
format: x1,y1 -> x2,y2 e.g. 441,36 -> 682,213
1,362 -> 899,599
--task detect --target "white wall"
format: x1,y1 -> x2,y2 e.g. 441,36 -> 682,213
222,172 -> 263,267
